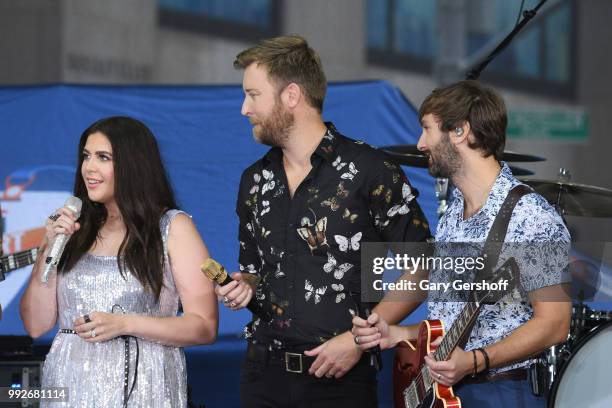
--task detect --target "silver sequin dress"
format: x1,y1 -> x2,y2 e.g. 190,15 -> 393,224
41,210 -> 188,407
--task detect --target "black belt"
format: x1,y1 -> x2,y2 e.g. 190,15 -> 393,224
59,329 -> 138,407
246,342 -> 318,374
462,368 -> 528,385
246,342 -> 373,375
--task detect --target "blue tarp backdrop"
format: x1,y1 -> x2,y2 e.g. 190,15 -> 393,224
0,81 -> 437,340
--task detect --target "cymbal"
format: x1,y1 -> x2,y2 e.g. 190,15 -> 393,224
522,179 -> 612,217
381,145 -> 546,162
381,147 -> 534,175
500,150 -> 545,162
382,148 -> 428,168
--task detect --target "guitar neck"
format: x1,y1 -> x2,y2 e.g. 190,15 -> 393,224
433,301 -> 481,361
432,258 -> 519,362
402,260 -> 519,408
403,301 -> 483,407
0,248 -> 39,280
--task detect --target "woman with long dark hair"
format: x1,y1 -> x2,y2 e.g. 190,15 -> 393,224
20,116 -> 218,407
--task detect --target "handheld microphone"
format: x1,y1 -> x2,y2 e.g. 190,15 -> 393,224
362,305 -> 383,371
349,296 -> 383,371
41,196 -> 82,283
201,258 -> 273,322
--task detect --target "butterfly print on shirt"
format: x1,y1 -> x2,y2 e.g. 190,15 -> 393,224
387,183 -> 415,217
305,280 -> 327,304
334,232 -> 362,252
297,217 -> 329,253
323,253 -> 354,280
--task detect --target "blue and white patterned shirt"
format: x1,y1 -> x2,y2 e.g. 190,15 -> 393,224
428,163 -> 570,372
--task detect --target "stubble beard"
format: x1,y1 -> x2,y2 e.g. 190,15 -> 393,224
427,133 -> 461,179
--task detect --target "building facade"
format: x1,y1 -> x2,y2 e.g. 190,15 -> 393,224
1,0 -> 610,238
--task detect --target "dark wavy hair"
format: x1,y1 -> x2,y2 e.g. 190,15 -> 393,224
419,80 -> 507,160
59,116 -> 178,301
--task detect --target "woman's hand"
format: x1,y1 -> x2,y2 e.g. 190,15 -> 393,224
45,207 -> 80,244
73,311 -> 129,343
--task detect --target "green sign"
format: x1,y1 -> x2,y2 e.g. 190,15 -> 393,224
507,108 -> 589,141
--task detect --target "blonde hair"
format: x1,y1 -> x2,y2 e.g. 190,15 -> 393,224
234,35 -> 327,112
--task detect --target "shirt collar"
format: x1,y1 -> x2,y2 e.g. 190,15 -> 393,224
450,162 -> 517,221
314,122 -> 341,162
263,121 -> 341,165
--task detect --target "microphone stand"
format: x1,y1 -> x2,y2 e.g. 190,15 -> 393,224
428,0 -> 549,219
466,0 -> 548,80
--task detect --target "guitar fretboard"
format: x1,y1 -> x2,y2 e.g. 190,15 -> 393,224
0,248 -> 39,280
404,301 -> 482,408
434,301 -> 480,362
404,259 -> 518,408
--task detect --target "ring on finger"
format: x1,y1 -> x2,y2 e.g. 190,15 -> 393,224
437,373 -> 442,380
354,336 -> 360,345
223,296 -> 230,303
48,213 -> 61,222
90,329 -> 96,338
230,302 -> 237,308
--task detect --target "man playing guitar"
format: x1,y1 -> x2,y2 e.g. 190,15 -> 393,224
0,203 -> 40,319
353,81 -> 571,407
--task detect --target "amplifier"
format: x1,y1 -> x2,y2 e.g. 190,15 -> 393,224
0,360 -> 43,407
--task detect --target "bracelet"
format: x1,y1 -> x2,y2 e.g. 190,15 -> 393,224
471,350 -> 478,378
477,348 -> 490,372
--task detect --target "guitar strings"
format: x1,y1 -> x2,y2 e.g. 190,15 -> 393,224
2,249 -> 37,269
406,303 -> 478,400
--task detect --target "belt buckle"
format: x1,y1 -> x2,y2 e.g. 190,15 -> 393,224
285,352 -> 303,373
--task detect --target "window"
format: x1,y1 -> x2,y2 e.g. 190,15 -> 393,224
367,0 -> 576,99
158,0 -> 281,41
367,0 -> 437,72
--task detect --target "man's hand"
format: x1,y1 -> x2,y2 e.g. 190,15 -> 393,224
352,312 -> 419,351
214,272 -> 255,310
351,313 -> 387,350
304,331 -> 363,378
424,337 -> 474,387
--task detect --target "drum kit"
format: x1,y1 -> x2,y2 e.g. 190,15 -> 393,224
382,144 -> 612,407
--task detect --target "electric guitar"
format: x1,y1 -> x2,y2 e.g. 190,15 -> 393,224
393,257 -> 519,408
0,248 -> 39,281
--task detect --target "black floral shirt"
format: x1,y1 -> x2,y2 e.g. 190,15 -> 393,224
237,122 -> 430,350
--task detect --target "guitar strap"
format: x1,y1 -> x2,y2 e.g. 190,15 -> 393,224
456,183 -> 533,349
481,184 -> 533,278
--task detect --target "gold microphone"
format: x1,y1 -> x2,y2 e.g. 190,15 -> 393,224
201,258 -> 271,321
201,258 -> 233,286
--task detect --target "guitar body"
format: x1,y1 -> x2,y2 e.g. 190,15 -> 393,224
393,320 -> 461,408
392,259 -> 521,408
